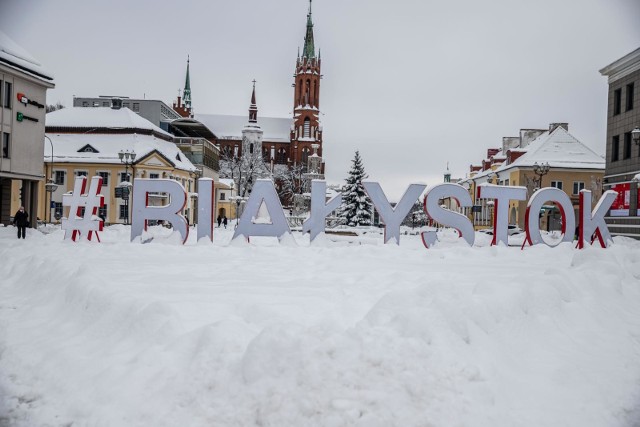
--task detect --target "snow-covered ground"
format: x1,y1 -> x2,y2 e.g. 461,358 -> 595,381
1,224 -> 639,426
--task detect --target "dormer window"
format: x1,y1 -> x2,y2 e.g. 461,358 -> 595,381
176,153 -> 181,161
78,144 -> 99,153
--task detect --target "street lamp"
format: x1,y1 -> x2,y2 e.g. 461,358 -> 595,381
632,127 -> 640,146
44,135 -> 57,224
118,150 -> 136,225
532,161 -> 550,189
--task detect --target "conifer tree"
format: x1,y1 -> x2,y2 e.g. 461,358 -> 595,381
339,150 -> 373,226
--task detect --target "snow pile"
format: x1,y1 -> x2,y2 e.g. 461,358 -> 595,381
1,225 -> 640,426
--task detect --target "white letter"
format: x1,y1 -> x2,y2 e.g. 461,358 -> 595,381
524,188 -> 574,247
197,178 -> 215,242
363,181 -> 426,244
302,180 -> 342,242
478,184 -> 527,246
232,179 -> 293,243
422,183 -> 474,248
131,179 -> 189,244
577,189 -> 616,248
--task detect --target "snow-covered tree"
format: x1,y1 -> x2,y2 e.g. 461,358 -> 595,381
402,198 -> 429,227
273,163 -> 311,202
339,150 -> 373,226
219,136 -> 271,198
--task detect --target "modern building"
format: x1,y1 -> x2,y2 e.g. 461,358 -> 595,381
462,123 -> 605,231
39,105 -> 198,225
73,96 -> 182,128
599,47 -> 640,238
0,30 -> 55,226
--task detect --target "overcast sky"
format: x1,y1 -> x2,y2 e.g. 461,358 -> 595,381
1,0 -> 639,200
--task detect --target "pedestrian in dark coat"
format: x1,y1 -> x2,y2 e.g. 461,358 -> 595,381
223,216 -> 228,229
217,215 -> 222,228
12,206 -> 29,239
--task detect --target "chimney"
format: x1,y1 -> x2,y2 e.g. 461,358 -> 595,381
111,98 -> 123,110
549,123 -> 568,133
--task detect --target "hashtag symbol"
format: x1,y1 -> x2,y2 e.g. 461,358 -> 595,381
62,176 -> 105,242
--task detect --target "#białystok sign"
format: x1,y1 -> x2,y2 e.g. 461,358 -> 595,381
61,176 -> 616,249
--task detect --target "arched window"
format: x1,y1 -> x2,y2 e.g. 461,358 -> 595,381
305,79 -> 311,104
277,148 -> 287,164
249,143 -> 254,154
302,147 -> 310,165
303,118 -> 310,138
312,81 -> 317,105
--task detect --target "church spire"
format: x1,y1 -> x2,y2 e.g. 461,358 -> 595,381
302,0 -> 315,59
183,55 -> 192,110
248,79 -> 258,123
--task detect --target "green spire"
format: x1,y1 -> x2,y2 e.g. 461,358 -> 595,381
302,0 -> 315,59
183,55 -> 192,109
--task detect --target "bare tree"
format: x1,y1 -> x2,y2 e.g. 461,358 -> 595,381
46,102 -> 65,113
219,137 -> 271,198
273,163 -> 311,203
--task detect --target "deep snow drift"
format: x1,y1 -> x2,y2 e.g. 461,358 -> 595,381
0,224 -> 639,426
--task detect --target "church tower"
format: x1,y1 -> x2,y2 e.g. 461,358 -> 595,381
291,0 -> 323,171
173,56 -> 193,118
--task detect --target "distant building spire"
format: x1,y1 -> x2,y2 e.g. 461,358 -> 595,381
302,0 -> 315,59
444,162 -> 451,183
249,79 -> 258,123
183,55 -> 192,110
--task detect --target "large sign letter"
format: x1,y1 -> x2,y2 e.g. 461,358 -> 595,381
197,178 -> 215,243
422,183 -> 474,248
131,179 -> 189,244
61,176 -> 104,242
232,179 -> 293,243
478,184 -> 527,246
577,189 -> 616,248
302,180 -> 342,242
364,181 -> 426,244
523,188 -> 574,247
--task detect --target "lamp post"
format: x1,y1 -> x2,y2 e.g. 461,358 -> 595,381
43,135 -> 58,224
532,161 -> 550,189
118,150 -> 136,225
632,127 -> 640,146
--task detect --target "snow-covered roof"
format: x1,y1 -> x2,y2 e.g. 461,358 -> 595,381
44,133 -> 196,172
46,107 -> 173,139
219,178 -> 235,189
503,127 -> 604,171
0,30 -> 54,83
194,114 -> 292,143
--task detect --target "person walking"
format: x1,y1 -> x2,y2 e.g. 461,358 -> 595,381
223,216 -> 228,229
217,215 -> 222,228
12,206 -> 29,239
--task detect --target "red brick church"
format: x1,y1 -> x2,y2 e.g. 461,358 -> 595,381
169,0 -> 325,177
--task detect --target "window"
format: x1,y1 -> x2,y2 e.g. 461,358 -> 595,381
626,83 -> 634,111
76,170 -> 88,177
119,205 -> 128,220
573,182 -> 585,195
624,132 -> 632,159
133,103 -> 140,112
78,207 -> 86,217
613,88 -> 621,115
98,205 -> 107,220
249,143 -> 254,154
302,147 -> 310,164
54,170 -> 65,185
551,181 -> 563,190
303,118 -> 310,138
98,171 -> 109,185
120,172 -> 130,182
123,102 -> 130,108
276,148 -> 287,164
612,135 -> 620,161
53,202 -> 63,219
3,81 -> 11,109
93,102 -> 100,107
150,173 -> 159,179
2,132 -> 9,158
102,101 -> 109,107
82,101 -> 89,107
220,192 -> 226,201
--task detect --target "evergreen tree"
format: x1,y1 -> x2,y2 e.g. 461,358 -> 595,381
339,150 -> 373,226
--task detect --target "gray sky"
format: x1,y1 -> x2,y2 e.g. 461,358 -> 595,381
1,0 -> 639,200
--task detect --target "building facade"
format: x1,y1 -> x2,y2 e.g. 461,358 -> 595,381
599,48 -> 640,238
462,123 -> 605,231
0,30 -> 55,226
39,105 -> 198,225
73,96 -> 182,128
